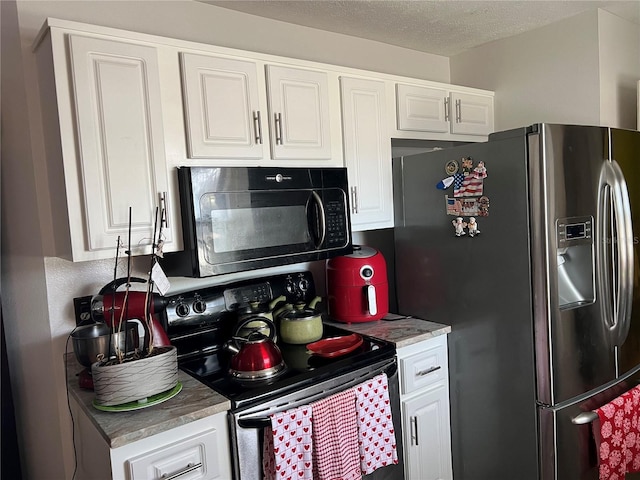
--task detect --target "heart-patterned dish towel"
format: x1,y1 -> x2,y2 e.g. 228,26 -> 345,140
596,384 -> 640,480
311,389 -> 361,480
263,405 -> 313,480
355,373 -> 399,475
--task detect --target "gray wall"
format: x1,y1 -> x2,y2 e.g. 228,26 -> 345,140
449,9 -> 640,131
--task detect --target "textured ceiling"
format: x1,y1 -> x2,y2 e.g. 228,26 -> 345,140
202,0 -> 640,56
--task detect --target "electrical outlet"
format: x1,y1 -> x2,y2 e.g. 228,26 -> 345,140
73,295 -> 93,325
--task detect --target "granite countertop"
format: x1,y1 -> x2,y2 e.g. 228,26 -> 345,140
65,355 -> 230,449
324,314 -> 451,348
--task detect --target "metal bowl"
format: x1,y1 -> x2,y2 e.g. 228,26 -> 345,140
71,322 -> 139,367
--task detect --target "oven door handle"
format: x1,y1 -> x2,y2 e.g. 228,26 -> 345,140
238,417 -> 272,429
237,362 -> 398,429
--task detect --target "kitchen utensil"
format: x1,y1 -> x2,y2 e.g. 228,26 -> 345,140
234,295 -> 286,340
71,322 -> 139,368
276,296 -> 323,344
326,245 -> 389,322
224,317 -> 285,381
306,333 -> 364,358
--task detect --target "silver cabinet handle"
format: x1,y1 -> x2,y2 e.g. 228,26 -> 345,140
253,111 -> 263,144
161,462 -> 203,479
274,112 -> 283,145
571,412 -> 598,425
444,97 -> 450,122
455,99 -> 461,123
350,186 -> 358,214
410,416 -> 419,445
159,191 -> 169,229
416,365 -> 441,377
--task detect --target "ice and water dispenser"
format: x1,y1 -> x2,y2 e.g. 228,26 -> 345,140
556,216 -> 595,309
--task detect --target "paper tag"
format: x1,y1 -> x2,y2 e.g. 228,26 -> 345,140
151,262 -> 170,296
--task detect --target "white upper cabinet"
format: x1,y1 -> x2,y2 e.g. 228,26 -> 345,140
396,83 -> 494,138
397,84 -> 449,133
180,54 -> 333,163
449,91 -> 495,136
35,26 -> 178,261
340,76 -> 393,231
265,65 -> 332,160
180,54 -> 265,159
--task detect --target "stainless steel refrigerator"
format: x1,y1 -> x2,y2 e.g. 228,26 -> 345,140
392,124 -> 640,480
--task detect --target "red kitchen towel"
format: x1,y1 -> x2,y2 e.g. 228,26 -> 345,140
310,389 -> 361,480
263,405 -> 313,480
596,384 -> 640,480
354,373 -> 398,475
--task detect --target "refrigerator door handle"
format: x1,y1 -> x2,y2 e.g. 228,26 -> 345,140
597,163 -> 616,331
610,159 -> 634,346
571,411 -> 599,425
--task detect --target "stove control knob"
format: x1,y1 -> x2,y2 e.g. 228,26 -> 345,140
175,302 -> 190,317
192,299 -> 207,314
298,278 -> 310,292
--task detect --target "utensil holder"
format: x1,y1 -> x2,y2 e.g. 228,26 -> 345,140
91,346 -> 178,407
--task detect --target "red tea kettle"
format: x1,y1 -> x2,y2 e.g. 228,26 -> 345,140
224,317 -> 285,382
326,245 -> 389,323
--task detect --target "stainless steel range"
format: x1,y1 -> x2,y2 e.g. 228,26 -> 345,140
161,271 -> 404,480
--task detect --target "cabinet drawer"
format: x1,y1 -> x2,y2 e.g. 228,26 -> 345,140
400,336 -> 447,395
127,428 -> 221,480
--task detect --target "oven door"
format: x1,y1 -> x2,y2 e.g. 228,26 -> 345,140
228,359 -> 404,480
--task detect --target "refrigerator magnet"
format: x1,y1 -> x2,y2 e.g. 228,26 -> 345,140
478,196 -> 490,216
445,160 -> 459,175
468,217 -> 480,237
436,176 -> 455,190
462,157 -> 474,175
452,217 -> 467,237
446,195 -> 463,216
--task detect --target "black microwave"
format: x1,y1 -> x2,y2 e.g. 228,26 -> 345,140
161,167 -> 353,277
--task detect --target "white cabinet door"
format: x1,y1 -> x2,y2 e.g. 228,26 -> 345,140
266,65 -> 332,160
396,83 -> 449,133
68,34 -> 173,256
450,91 -> 495,136
340,77 -> 393,231
396,83 -> 494,137
180,53 -> 265,159
402,384 -> 453,480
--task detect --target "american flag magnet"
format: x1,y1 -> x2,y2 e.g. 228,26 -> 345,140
453,157 -> 488,198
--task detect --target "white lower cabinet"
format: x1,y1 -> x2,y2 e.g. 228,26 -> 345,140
71,397 -> 231,480
398,335 -> 453,480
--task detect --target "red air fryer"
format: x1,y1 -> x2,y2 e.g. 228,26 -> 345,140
326,245 -> 389,323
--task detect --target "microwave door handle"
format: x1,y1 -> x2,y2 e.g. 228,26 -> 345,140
610,159 -> 633,346
310,191 -> 326,249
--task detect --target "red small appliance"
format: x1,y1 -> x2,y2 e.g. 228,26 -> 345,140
326,245 -> 389,323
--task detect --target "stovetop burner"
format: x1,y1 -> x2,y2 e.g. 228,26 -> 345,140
162,271 -> 396,410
